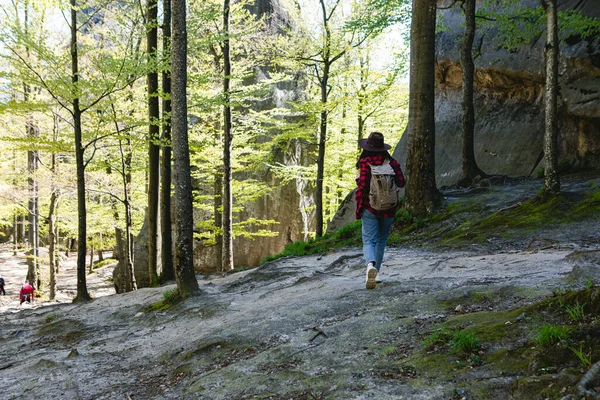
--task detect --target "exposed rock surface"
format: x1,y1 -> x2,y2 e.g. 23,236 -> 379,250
395,0 -> 600,187
2,176 -> 600,399
330,0 -> 599,232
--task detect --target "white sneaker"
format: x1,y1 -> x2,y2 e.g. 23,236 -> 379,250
366,263 -> 377,290
376,271 -> 383,283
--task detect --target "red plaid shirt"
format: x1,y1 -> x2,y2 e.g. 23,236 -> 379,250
355,155 -> 405,219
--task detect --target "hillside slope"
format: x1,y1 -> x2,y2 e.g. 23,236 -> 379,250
1,176 -> 600,399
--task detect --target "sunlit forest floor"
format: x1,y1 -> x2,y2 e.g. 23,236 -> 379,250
0,247 -> 115,310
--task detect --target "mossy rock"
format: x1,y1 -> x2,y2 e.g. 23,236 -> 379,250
37,318 -> 86,344
511,372 -> 579,399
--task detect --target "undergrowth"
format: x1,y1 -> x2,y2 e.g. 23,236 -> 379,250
260,181 -> 600,263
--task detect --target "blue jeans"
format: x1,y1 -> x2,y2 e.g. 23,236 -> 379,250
361,209 -> 394,271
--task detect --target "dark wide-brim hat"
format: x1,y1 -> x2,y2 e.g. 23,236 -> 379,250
358,132 -> 391,152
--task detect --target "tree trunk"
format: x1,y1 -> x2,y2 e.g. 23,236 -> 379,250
214,169 -> 223,271
160,0 -> 174,281
89,242 -> 94,272
27,121 -> 40,289
171,0 -> 199,295
147,0 -> 160,285
13,150 -> 18,256
357,51 -> 367,147
13,213 -> 18,256
48,204 -> 57,300
210,54 -> 223,273
542,0 -> 560,194
315,0 -> 333,238
406,0 -> 441,217
222,0 -> 234,271
71,0 -> 91,302
316,72 -> 328,238
459,0 -> 485,186
48,142 -> 60,300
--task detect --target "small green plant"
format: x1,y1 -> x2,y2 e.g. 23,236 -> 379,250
565,303 -> 586,323
422,327 -> 453,350
45,312 -> 59,324
570,345 -> 592,368
534,324 -> 570,347
163,288 -> 180,303
585,277 -> 595,289
450,331 -> 481,355
552,287 -> 572,297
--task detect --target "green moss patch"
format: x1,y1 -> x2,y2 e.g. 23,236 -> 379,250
37,318 -> 86,344
262,221 -> 362,263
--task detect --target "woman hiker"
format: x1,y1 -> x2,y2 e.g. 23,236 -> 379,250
355,132 -> 405,289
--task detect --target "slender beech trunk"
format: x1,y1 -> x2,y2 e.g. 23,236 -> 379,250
98,233 -> 103,262
48,120 -> 60,301
214,169 -> 223,271
357,52 -> 367,147
222,0 -> 234,271
122,135 -> 137,291
147,0 -> 160,285
13,214 -> 18,256
23,0 -> 39,286
406,0 -> 440,217
542,0 -> 560,194
160,0 -> 174,281
13,150 -> 18,256
459,0 -> 485,185
315,0 -> 334,238
89,242 -> 94,272
71,0 -> 91,302
48,191 -> 58,300
110,98 -> 137,292
26,119 -> 40,288
210,54 -> 223,272
172,0 -> 199,294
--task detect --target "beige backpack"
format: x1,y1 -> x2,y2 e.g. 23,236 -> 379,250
368,159 -> 399,210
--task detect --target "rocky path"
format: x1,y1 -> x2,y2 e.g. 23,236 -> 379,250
0,246 -> 115,311
1,240 -> 599,399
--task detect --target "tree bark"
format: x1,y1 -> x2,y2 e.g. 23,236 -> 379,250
48,139 -> 60,300
71,0 -> 91,302
542,0 -> 560,194
406,0 -> 441,217
160,0 -> 174,281
147,0 -> 160,285
222,0 -> 234,270
13,213 -> 18,256
89,242 -> 94,272
25,108 -> 40,288
459,0 -> 485,186
171,0 -> 199,295
314,0 -> 333,238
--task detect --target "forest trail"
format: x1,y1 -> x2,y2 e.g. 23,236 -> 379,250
1,240 -> 599,399
0,247 -> 115,311
1,176 -> 600,399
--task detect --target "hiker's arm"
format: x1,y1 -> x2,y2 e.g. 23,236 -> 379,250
391,159 -> 406,188
355,160 -> 370,219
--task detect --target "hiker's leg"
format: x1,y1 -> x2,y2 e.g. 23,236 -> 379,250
361,210 -> 378,266
375,216 -> 394,271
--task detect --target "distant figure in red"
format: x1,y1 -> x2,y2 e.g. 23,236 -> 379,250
20,280 -> 34,305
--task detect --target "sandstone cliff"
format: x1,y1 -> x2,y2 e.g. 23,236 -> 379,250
329,0 -> 599,233
393,0 -> 600,186
114,0 -> 313,288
